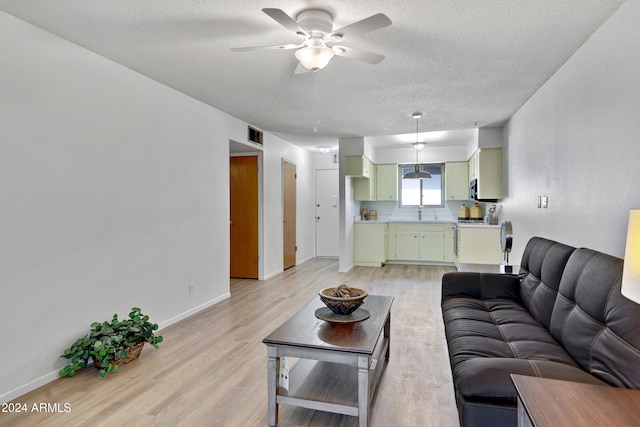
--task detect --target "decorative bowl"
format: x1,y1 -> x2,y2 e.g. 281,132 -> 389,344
319,285 -> 367,315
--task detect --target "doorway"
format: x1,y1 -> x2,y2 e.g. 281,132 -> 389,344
283,161 -> 296,270
230,155 -> 259,278
315,169 -> 339,257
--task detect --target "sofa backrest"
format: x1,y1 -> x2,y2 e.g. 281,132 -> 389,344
549,248 -> 640,388
519,237 -> 576,329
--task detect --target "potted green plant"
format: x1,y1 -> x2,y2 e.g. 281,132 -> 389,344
59,307 -> 163,378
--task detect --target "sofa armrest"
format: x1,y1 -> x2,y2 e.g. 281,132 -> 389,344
442,272 -> 521,302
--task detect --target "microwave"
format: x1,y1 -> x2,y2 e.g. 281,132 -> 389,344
470,178 -> 498,202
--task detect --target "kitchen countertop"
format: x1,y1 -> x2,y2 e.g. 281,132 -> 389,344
457,222 -> 501,228
355,219 -> 500,227
355,219 -> 454,224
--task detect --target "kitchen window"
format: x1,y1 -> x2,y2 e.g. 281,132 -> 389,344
398,164 -> 444,207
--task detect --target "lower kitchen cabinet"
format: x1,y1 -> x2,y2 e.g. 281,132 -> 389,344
395,231 -> 421,260
354,223 -> 387,267
356,222 -> 457,266
393,223 -> 446,262
420,231 -> 444,261
457,226 -> 503,264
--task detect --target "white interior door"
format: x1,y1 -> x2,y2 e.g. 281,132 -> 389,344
315,169 -> 339,257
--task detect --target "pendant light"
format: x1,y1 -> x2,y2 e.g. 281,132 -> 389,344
403,112 -> 432,180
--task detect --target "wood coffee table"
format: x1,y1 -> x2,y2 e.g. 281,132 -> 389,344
263,294 -> 394,427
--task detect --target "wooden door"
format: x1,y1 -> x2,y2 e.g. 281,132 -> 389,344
283,161 -> 296,270
230,156 -> 258,278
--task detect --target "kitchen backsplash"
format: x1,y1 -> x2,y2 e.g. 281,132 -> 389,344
356,200 -> 499,222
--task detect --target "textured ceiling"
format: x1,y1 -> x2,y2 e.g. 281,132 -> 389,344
0,0 -> 626,151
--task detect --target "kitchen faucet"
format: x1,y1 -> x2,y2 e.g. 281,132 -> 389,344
418,206 -> 422,221
433,209 -> 438,221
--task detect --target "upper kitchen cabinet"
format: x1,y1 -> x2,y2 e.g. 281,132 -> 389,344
470,148 -> 502,200
445,162 -> 469,201
376,164 -> 398,201
345,155 -> 372,178
354,162 -> 398,201
354,170 -> 377,201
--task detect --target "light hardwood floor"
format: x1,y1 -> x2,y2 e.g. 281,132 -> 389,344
0,259 -> 459,427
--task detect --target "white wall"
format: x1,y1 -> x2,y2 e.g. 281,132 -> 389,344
501,0 -> 640,262
338,137 -> 364,272
262,134 -> 315,279
0,11 -> 314,402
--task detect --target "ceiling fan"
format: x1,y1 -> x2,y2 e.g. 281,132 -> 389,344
231,8 -> 392,72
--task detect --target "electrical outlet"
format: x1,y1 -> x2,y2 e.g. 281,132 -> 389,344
537,196 -> 542,208
279,357 -> 289,390
188,283 -> 195,295
542,196 -> 549,209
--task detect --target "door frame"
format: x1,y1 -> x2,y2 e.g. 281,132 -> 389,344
230,151 -> 264,280
282,158 -> 297,270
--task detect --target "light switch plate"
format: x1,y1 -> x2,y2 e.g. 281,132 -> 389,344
542,196 -> 549,208
537,196 -> 542,208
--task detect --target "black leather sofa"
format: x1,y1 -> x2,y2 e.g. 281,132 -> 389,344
441,237 -> 640,427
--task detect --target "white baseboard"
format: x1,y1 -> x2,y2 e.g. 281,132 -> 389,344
0,293 -> 231,404
1,371 -> 62,404
157,292 -> 230,330
263,269 -> 283,280
339,263 -> 354,273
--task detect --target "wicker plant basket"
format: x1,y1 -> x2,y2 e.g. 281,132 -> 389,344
93,342 -> 144,369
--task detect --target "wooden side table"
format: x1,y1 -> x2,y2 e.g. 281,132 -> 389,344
511,374 -> 640,427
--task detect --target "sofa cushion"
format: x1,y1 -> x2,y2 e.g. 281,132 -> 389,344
443,297 -> 578,371
519,237 -> 575,329
549,248 -> 640,388
452,358 -> 605,403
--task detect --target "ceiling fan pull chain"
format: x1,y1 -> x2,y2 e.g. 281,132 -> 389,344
314,70 -> 319,133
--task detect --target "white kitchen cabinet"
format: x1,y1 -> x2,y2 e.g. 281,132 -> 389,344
443,225 -> 455,263
393,223 -> 446,262
345,155 -> 372,178
468,151 -> 479,181
354,223 -> 387,267
457,226 -> 503,264
469,148 -> 503,200
445,162 -> 470,201
353,172 -> 376,201
420,232 -> 444,261
375,164 -> 398,201
354,163 -> 398,201
386,222 -> 397,260
395,230 -> 421,260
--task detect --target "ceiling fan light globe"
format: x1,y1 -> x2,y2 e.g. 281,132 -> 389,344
295,46 -> 335,70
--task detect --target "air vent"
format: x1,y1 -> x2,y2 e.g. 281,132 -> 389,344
248,126 -> 263,145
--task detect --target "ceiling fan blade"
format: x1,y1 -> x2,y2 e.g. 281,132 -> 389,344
328,13 -> 391,41
333,45 -> 385,64
262,8 -> 310,37
231,43 -> 302,52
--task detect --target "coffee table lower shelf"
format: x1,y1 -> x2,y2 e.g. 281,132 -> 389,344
277,341 -> 388,418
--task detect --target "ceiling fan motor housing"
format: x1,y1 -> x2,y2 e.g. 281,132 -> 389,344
296,9 -> 333,36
